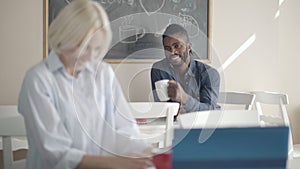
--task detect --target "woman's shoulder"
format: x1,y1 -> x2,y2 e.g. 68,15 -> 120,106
23,60 -> 52,84
25,61 -> 45,76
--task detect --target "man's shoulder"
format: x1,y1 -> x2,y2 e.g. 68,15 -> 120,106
21,60 -> 55,90
194,60 -> 219,77
194,60 -> 216,71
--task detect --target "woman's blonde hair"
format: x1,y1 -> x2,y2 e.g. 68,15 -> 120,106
48,0 -> 112,58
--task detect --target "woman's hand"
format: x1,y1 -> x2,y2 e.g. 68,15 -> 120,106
76,153 -> 153,169
112,152 -> 154,169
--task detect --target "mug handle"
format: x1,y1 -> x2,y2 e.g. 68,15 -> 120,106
137,27 -> 145,39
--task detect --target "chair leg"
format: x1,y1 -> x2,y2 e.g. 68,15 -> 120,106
0,149 -> 27,169
0,150 -> 3,169
3,136 -> 13,169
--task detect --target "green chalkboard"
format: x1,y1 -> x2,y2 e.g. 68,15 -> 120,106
45,0 -> 211,63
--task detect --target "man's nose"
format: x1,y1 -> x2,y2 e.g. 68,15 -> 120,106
171,48 -> 178,55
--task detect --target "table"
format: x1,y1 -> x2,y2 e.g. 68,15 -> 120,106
287,158 -> 300,169
146,158 -> 300,169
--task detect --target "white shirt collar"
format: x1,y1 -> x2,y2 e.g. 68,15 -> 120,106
46,50 -> 95,73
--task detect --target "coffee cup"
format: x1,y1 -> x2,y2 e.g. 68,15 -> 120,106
119,25 -> 145,43
155,79 -> 169,101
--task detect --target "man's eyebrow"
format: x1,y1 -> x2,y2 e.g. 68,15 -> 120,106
172,41 -> 181,46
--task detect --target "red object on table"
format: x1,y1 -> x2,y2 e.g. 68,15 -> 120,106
135,118 -> 148,124
153,153 -> 172,169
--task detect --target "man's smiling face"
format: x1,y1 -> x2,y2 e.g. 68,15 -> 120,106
163,32 -> 191,67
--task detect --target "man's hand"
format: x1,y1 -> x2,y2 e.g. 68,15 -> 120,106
178,106 -> 187,115
167,80 -> 188,104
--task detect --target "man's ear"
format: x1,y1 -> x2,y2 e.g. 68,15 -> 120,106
187,42 -> 192,52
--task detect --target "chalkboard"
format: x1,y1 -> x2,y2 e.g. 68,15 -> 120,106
44,0 -> 211,63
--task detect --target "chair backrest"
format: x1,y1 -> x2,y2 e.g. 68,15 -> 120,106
0,105 -> 27,169
178,110 -> 260,129
251,91 -> 294,158
218,91 -> 256,110
129,102 -> 179,148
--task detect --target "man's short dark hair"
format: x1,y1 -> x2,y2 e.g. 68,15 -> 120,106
162,24 -> 190,42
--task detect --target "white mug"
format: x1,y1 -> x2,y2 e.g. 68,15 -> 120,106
155,79 -> 169,101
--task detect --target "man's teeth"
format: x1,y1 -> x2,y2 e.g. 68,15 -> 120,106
171,55 -> 179,60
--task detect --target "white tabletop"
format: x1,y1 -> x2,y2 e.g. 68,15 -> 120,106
0,106 -> 26,136
287,158 -> 300,169
0,105 -> 27,150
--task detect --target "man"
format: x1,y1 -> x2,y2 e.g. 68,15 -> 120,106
151,24 -> 220,114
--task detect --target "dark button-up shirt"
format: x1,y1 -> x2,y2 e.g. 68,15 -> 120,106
151,56 -> 220,112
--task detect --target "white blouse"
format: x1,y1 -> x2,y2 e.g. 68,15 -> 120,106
18,51 -> 147,169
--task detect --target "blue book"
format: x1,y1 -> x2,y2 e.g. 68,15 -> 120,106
173,127 -> 289,169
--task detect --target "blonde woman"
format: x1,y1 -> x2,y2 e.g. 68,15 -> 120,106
18,0 -> 153,168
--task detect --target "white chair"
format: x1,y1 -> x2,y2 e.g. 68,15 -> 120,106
0,105 -> 27,169
178,110 -> 260,129
218,91 -> 256,110
251,91 -> 300,159
129,102 -> 179,148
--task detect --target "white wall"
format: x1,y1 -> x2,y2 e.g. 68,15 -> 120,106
0,0 -> 43,104
212,0 -> 280,91
279,0 -> 300,144
111,63 -> 154,102
0,0 -> 299,143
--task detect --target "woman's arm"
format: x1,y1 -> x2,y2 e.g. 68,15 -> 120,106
18,69 -> 85,168
76,155 -> 153,169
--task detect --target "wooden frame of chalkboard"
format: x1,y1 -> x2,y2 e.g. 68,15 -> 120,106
43,0 -> 212,64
